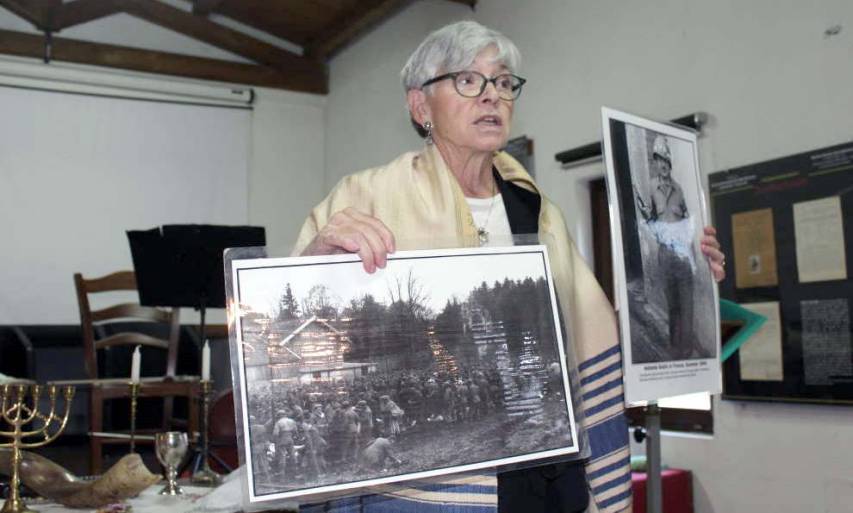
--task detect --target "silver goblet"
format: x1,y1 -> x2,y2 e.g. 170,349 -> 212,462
155,431 -> 188,496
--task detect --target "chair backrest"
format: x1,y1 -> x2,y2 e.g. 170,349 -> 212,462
74,271 -> 181,380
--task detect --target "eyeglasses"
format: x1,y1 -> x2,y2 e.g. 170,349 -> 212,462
421,70 -> 527,101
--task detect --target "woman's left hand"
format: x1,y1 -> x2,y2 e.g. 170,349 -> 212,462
701,226 -> 726,282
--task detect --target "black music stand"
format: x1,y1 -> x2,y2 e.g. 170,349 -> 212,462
128,224 -> 265,480
127,224 -> 266,345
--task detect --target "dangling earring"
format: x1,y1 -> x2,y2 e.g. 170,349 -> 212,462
423,121 -> 433,145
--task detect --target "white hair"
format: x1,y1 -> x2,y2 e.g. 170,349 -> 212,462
400,21 -> 521,92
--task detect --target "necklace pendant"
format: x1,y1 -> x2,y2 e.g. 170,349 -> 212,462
477,228 -> 489,246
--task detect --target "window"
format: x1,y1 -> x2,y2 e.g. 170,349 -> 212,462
589,177 -> 713,434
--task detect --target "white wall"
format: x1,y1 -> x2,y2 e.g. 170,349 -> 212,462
322,1 -> 853,512
324,0 -> 467,189
0,9 -> 326,323
249,87 -> 326,257
0,68 -> 250,324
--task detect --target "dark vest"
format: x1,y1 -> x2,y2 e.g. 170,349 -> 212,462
494,169 -> 589,513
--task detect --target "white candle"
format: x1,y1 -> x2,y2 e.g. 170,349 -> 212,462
130,346 -> 141,384
202,340 -> 211,381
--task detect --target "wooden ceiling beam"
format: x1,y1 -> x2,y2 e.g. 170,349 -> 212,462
191,0 -> 223,17
0,28 -> 328,93
444,0 -> 476,8
52,0 -> 124,31
41,0 -> 62,29
305,0 -> 412,61
120,0 -> 322,75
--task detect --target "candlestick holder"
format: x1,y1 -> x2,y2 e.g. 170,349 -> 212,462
1,384 -> 75,513
191,380 -> 222,486
128,382 -> 140,454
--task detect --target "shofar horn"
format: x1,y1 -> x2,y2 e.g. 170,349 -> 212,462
0,449 -> 160,508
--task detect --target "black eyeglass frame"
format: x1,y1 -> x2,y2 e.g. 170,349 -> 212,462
421,71 -> 527,101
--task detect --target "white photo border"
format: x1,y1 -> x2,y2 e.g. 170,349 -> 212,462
229,244 -> 580,503
601,107 -> 722,405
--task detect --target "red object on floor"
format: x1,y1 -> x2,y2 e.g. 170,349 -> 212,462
631,469 -> 693,513
209,389 -> 239,473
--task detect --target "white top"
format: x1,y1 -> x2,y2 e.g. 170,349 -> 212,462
466,194 -> 513,246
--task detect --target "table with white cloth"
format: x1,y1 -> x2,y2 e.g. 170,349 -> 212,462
21,471 -> 498,513
22,485 -> 215,513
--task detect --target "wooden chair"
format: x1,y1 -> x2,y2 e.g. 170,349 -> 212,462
74,270 -> 199,474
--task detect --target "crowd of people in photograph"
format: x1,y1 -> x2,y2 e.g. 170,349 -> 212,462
247,363 -> 558,482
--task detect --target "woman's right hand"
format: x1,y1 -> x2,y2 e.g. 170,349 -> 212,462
301,207 -> 396,273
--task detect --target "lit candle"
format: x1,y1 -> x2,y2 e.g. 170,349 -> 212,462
202,340 -> 211,381
130,346 -> 141,384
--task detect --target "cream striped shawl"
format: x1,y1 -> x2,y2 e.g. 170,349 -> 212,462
293,144 -> 632,512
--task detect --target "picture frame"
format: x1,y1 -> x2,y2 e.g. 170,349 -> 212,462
601,107 -> 721,404
709,140 -> 853,406
225,245 -> 580,504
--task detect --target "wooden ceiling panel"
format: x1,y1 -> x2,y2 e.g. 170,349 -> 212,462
304,0 -> 412,60
0,28 -> 327,92
204,0 -> 362,46
0,0 -> 476,92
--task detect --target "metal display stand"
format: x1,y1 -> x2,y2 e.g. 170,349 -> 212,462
630,322 -> 748,513
645,403 -> 662,513
632,402 -> 662,513
632,403 -> 662,513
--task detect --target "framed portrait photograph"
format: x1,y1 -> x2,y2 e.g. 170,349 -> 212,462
227,245 -> 579,504
601,107 -> 721,404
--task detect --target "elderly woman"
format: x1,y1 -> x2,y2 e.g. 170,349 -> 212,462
294,21 -> 725,513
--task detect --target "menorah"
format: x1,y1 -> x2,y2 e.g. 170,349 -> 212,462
1,384 -> 75,513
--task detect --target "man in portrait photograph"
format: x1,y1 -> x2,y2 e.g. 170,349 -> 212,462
635,135 -> 698,360
603,107 -> 722,403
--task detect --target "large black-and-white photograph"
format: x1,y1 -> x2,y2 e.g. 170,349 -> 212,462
229,246 -> 578,502
601,108 -> 721,404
